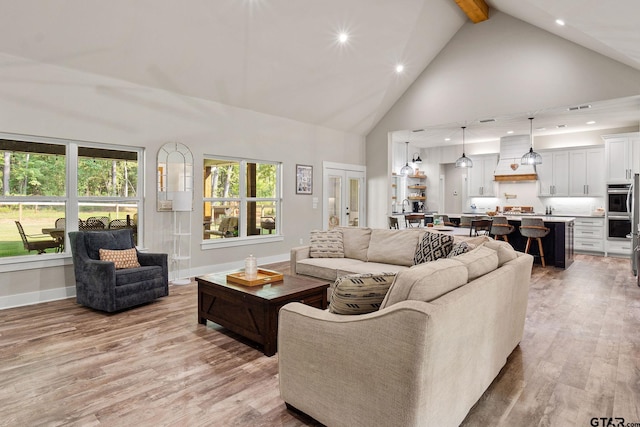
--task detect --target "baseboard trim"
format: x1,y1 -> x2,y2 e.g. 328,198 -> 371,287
0,286 -> 77,310
1,252 -> 290,310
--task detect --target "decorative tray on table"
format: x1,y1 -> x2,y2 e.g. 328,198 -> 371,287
226,269 -> 284,286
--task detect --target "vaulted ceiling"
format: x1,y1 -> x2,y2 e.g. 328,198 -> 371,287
0,0 -> 638,136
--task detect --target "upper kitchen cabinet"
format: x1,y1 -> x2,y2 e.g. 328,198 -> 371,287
468,155 -> 498,197
537,150 -> 569,196
568,147 -> 605,196
604,132 -> 640,183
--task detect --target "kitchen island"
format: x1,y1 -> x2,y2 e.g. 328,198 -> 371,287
423,214 -> 575,269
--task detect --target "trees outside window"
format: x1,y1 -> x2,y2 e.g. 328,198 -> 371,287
0,136 -> 143,259
203,157 -> 281,241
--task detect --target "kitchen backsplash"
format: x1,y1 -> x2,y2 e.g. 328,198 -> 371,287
468,181 -> 604,215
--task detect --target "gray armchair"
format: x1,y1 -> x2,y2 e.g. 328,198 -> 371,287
69,229 -> 168,312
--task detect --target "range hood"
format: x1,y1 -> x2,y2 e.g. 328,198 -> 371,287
493,134 -> 538,182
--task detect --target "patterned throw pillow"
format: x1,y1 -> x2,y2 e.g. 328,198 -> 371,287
329,273 -> 396,315
447,241 -> 473,258
309,230 -> 344,258
99,248 -> 141,269
413,231 -> 453,265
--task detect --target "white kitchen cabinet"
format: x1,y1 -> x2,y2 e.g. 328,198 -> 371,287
467,155 -> 498,197
605,239 -> 632,256
568,147 -> 605,196
603,132 -> 640,182
574,217 -> 604,254
537,150 -> 569,196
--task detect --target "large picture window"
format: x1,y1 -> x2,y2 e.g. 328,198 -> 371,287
0,134 -> 143,261
203,156 -> 281,242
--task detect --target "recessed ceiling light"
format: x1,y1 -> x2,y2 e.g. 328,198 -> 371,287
586,120 -> 596,125
555,19 -> 565,26
507,130 -> 514,134
338,32 -> 348,43
535,127 -> 546,131
444,138 -> 451,141
395,64 -> 404,73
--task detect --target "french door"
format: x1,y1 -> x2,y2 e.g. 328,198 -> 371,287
323,162 -> 366,229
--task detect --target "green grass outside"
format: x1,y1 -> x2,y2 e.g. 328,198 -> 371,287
0,206 -> 136,257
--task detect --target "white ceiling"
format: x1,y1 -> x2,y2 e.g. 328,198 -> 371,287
0,0 -> 638,138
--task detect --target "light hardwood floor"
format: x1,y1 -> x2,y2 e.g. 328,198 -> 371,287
1,255 -> 639,427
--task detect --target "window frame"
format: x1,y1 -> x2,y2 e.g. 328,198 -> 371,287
201,155 -> 283,249
0,132 -> 145,272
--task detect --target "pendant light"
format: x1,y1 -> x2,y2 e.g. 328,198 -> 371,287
400,141 -> 414,176
455,126 -> 473,168
521,117 -> 543,165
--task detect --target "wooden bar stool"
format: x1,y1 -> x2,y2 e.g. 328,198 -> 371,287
519,217 -> 550,266
388,216 -> 399,229
490,216 -> 515,242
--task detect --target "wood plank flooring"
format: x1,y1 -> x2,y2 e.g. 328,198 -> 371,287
1,255 -> 639,427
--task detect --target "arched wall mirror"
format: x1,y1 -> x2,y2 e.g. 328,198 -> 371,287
157,142 -> 194,211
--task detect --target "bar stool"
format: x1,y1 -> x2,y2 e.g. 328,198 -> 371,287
490,216 -> 515,242
519,217 -> 550,267
388,216 -> 399,229
405,214 -> 423,228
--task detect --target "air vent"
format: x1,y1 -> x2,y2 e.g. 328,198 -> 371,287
412,129 -> 424,132
568,104 -> 592,111
479,118 -> 496,123
556,124 -> 567,128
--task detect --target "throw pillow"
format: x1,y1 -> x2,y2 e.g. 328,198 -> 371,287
329,273 -> 396,315
447,241 -> 473,258
309,229 -> 344,258
413,231 -> 453,265
99,248 -> 141,269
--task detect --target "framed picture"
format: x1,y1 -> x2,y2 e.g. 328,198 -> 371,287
296,164 -> 313,194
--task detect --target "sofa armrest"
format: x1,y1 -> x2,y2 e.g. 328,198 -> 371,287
289,245 -> 310,275
278,300 -> 434,427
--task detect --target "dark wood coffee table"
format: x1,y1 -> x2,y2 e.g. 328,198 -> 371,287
196,272 -> 329,356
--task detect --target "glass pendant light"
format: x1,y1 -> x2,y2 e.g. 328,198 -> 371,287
521,117 -> 543,165
455,126 -> 473,168
400,141 -> 414,176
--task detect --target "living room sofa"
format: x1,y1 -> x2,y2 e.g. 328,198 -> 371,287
291,227 -> 429,282
280,228 -> 534,427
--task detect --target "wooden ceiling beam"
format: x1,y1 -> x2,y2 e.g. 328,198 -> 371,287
454,0 -> 489,23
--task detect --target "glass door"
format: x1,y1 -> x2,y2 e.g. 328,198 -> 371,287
323,163 -> 365,229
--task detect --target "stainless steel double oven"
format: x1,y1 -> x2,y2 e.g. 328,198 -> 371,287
607,183 -> 632,240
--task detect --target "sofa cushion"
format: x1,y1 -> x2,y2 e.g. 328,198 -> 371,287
99,248 -> 141,269
309,230 -> 344,258
367,229 -> 421,267
481,239 -> 518,267
447,241 -> 473,258
297,257 -> 365,281
115,265 -> 163,286
451,245 -> 499,281
380,258 -> 468,308
329,273 -> 396,315
336,262 -> 410,277
413,231 -> 454,264
337,227 -> 372,261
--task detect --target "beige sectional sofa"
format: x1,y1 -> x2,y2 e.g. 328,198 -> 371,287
280,226 -> 534,427
290,227 -> 429,282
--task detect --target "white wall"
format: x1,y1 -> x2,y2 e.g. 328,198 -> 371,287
0,53 -> 364,308
366,11 -> 640,228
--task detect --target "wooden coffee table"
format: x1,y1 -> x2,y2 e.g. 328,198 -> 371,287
196,272 -> 329,356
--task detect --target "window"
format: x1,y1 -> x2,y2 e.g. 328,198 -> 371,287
0,134 -> 143,261
203,156 -> 281,243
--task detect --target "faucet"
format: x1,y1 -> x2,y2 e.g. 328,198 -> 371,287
402,199 -> 411,213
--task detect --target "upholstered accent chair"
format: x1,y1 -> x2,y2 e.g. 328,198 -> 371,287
69,229 -> 168,312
